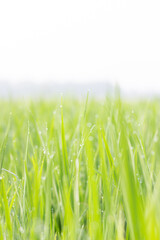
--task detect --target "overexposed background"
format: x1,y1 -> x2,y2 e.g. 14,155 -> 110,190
0,0 -> 160,94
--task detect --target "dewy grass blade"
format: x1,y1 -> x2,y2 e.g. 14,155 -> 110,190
0,116 -> 11,173
85,138 -> 103,240
61,98 -> 69,180
1,178 -> 13,238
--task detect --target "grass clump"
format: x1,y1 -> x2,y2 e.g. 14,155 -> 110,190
0,96 -> 160,239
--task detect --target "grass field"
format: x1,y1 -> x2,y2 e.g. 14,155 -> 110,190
0,95 -> 160,239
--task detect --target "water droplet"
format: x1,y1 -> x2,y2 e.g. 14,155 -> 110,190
19,226 -> 24,233
151,151 -> 155,156
42,176 -> 46,181
50,153 -> 55,159
87,122 -> 92,128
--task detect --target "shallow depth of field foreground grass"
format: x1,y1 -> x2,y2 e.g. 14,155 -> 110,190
0,96 -> 160,239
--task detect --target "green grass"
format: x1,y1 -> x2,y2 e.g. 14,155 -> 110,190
0,96 -> 160,239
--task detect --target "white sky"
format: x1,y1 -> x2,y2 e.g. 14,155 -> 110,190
0,0 -> 160,92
